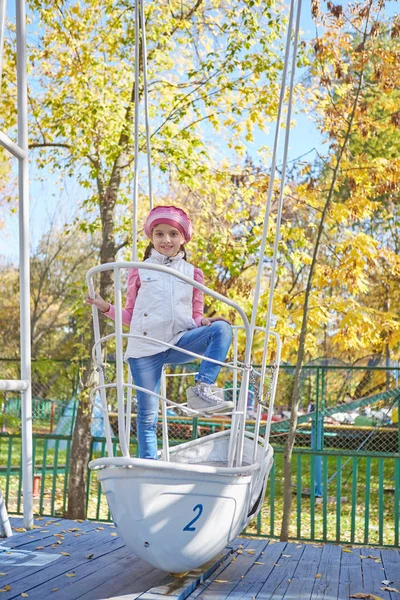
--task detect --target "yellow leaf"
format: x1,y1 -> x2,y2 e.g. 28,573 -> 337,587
369,595 -> 384,600
380,588 -> 400,593
246,550 -> 255,554
215,580 -> 229,583
65,573 -> 76,578
21,594 -> 29,598
60,552 -> 70,556
14,528 -> 26,533
315,574 -> 322,578
110,533 -> 117,537
254,562 -> 264,565
4,586 -> 11,591
342,548 -> 353,553
51,589 -> 58,592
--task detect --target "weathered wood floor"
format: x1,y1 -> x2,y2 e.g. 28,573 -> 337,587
0,518 -> 398,600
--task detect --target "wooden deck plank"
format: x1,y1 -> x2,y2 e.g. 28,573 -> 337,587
0,522 -> 122,587
309,543 -> 342,600
0,536 -> 125,598
218,541 -> 288,599
280,543 -> 324,600
360,548 -> 391,600
186,539 -> 268,599
75,559 -> 157,600
255,542 -> 305,599
1,519 -> 397,600
137,548 -> 235,600
185,539 -> 254,600
380,549 -> 400,600
337,546 -> 363,600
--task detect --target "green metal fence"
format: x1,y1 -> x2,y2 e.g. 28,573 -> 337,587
1,431 -> 399,547
1,358 -> 399,546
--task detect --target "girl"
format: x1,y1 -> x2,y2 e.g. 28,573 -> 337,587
87,205 -> 233,460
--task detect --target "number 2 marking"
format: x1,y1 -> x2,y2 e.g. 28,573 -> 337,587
183,504 -> 203,532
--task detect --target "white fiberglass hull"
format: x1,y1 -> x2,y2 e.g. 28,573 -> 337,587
89,431 -> 273,573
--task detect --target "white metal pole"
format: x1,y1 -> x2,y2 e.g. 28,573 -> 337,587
113,267 -> 129,456
258,0 -> 303,396
248,0 -> 296,340
132,0 -> 140,262
140,0 -> 153,210
87,276 -> 114,457
161,370 -> 169,461
16,0 -> 33,530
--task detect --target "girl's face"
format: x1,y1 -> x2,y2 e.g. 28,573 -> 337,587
151,223 -> 185,257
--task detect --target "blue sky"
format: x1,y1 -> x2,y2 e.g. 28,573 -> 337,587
1,0 -> 397,263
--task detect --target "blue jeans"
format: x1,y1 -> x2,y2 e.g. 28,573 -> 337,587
128,321 -> 232,459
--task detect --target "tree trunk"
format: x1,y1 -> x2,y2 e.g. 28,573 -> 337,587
66,193 -> 117,519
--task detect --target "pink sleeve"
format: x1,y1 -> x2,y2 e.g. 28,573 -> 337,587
103,268 -> 140,327
193,268 -> 204,327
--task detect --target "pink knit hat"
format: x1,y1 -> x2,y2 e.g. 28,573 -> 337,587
144,205 -> 193,243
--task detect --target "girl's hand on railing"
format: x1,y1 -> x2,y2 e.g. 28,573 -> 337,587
86,292 -> 110,314
201,316 -> 231,326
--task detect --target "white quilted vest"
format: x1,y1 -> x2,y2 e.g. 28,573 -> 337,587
124,249 -> 196,360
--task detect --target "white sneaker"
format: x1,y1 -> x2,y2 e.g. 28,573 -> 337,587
186,383 -> 233,414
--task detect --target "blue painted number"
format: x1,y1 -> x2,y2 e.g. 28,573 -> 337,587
183,504 -> 203,532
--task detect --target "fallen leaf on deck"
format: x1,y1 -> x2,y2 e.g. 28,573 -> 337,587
246,550 -> 255,554
65,573 -> 76,578
21,593 -> 28,597
274,563 -> 280,567
342,548 -> 353,553
380,587 -> 400,593
51,588 -> 58,592
13,528 -> 26,533
40,530 -> 49,533
4,586 -> 11,591
97,527 -> 104,531
236,550 -> 243,554
214,580 -> 229,583
35,547 -> 44,550
369,595 -> 384,600
110,533 -> 117,537
349,594 -> 370,598
254,562 -> 264,565
315,574 -> 321,578
86,554 -> 94,560
60,552 -> 70,556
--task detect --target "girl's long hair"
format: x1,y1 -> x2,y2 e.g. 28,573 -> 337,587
143,242 -> 187,260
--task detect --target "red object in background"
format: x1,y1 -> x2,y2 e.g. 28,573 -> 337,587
33,474 -> 41,498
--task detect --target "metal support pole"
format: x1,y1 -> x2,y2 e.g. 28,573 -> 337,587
16,0 -> 33,530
